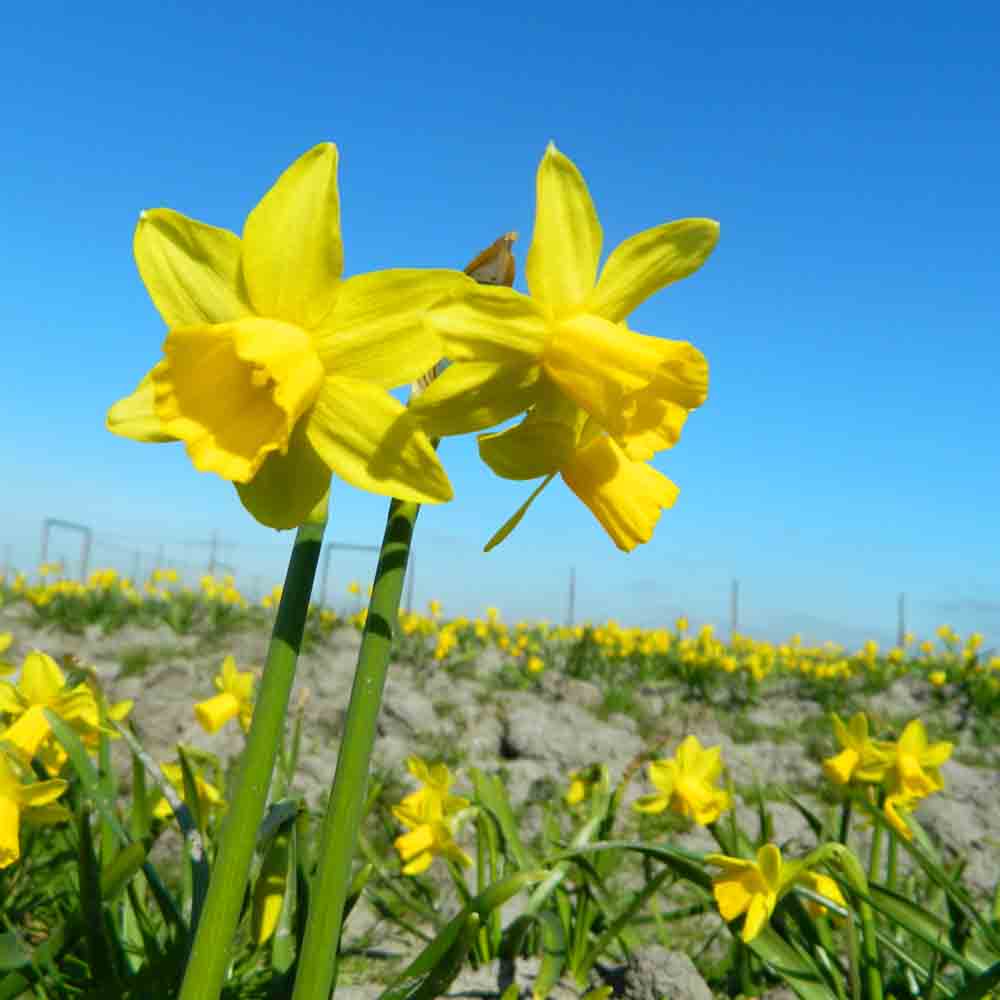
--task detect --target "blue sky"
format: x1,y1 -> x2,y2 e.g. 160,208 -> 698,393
3,0 -> 998,650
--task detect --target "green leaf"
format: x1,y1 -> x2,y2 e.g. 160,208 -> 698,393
0,934 -> 30,972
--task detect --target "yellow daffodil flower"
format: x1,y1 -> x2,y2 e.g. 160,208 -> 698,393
107,143 -> 462,528
798,871 -> 847,921
633,735 -> 732,825
152,762 -> 226,822
822,712 -> 887,786
564,763 -> 606,806
875,720 -> 952,836
194,655 -> 255,733
391,757 -> 471,875
707,844 -> 799,943
0,750 -> 70,868
0,651 -> 100,761
411,144 -> 717,548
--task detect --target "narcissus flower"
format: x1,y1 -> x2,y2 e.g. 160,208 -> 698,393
0,651 -> 100,762
633,734 -> 732,825
391,757 -> 471,875
875,720 -> 952,838
411,144 -> 718,550
822,712 -> 886,787
152,762 -> 227,822
194,655 -> 255,733
107,143 -> 462,528
707,844 -> 800,943
0,750 -> 70,868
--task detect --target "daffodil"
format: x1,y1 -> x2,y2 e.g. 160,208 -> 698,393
878,720 -> 952,799
152,762 -> 226,822
107,143 -> 462,528
0,750 -> 69,868
798,871 -> 847,921
411,143 -> 717,548
822,712 -> 887,786
707,844 -> 799,943
0,651 -> 100,763
633,735 -> 732,825
0,634 -> 14,678
194,655 -> 255,733
391,757 -> 471,875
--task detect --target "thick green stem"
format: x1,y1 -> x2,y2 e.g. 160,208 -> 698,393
292,498 -> 419,1000
178,519 -> 325,1000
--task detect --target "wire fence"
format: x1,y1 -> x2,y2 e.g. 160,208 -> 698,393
2,518 -> 996,650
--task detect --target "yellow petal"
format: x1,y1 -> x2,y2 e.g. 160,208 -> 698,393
154,317 -> 324,483
741,893 -> 772,942
647,759 -> 679,797
194,692 -> 240,733
317,269 -> 465,386
394,824 -> 435,863
526,143 -> 602,311
427,284 -> 549,362
242,143 -> 343,329
478,411 -> 578,481
106,370 -> 178,443
713,873 -> 753,922
822,748 -> 859,785
134,208 -> 250,328
483,475 -> 557,552
561,436 -> 679,552
409,360 -> 541,438
18,651 -> 66,704
0,797 -> 21,869
306,378 -> 452,503
543,314 -> 708,438
235,423 -> 332,530
618,398 -> 689,462
2,706 -> 51,758
588,219 -> 720,323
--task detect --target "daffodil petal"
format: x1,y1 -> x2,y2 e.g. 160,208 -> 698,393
19,651 -> 67,704
483,475 -> 557,552
647,759 -> 679,796
478,412 -> 578,480
2,706 -> 51,758
154,318 -> 324,483
0,798 -> 21,869
632,793 -> 668,814
242,143 -> 343,329
742,894 -> 771,942
561,436 -> 679,552
588,219 -> 720,322
106,370 -> 178,443
306,378 -> 452,503
134,208 -> 250,328
618,399 -> 688,462
235,422 -> 332,529
526,143 -> 602,311
317,269 -> 465,385
758,844 -> 783,886
544,314 -> 708,438
194,692 -> 240,733
712,873 -> 753,921
409,361 -> 541,437
427,285 -> 549,362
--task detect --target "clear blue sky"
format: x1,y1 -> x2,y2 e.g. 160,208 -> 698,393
3,0 -> 998,650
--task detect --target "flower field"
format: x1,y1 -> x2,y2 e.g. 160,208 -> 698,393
1,566 -> 998,999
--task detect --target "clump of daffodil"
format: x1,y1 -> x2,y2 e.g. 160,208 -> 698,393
194,655 -> 256,734
634,734 -> 732,825
152,761 -> 227,823
107,143 -> 464,528
391,756 -> 472,875
707,844 -> 804,943
411,143 -> 718,551
0,748 -> 70,868
0,650 -> 101,765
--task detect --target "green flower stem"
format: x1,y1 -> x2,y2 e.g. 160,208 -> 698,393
292,497 -> 420,1000
178,518 -> 325,1000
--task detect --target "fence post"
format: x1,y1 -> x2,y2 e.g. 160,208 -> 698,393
566,567 -> 576,627
730,579 -> 740,639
